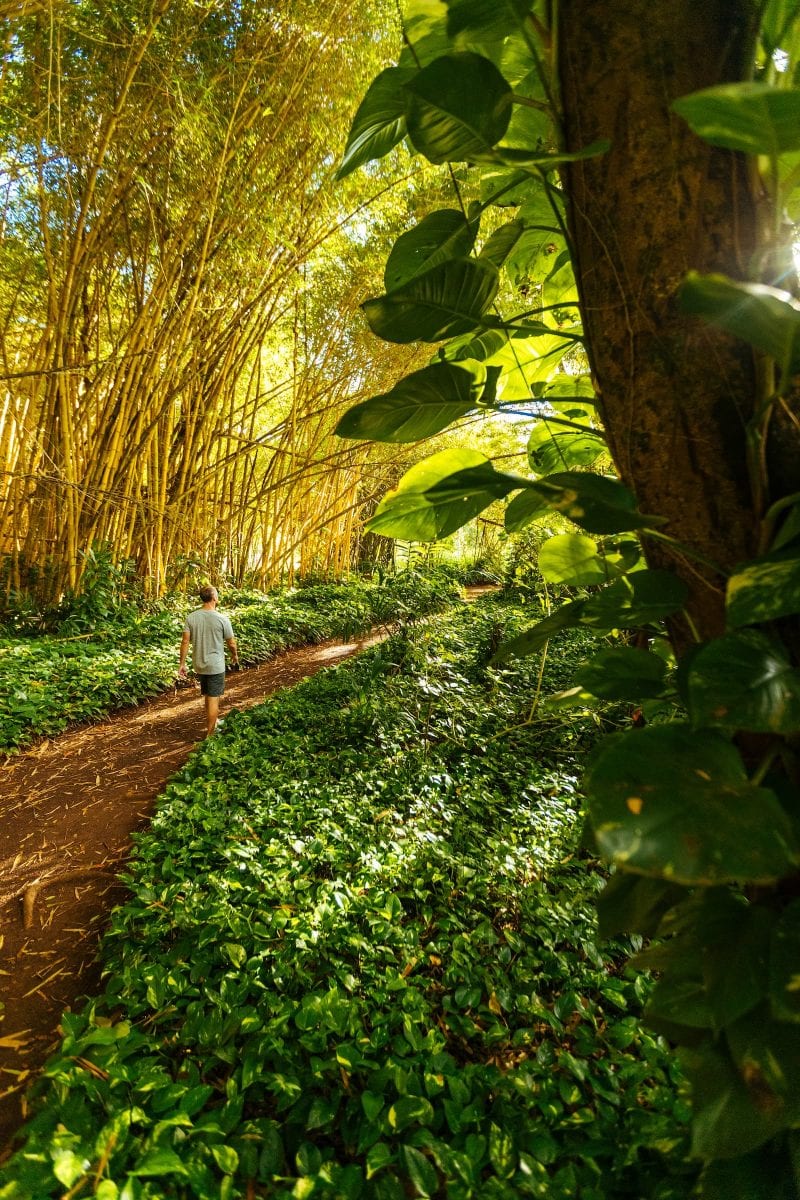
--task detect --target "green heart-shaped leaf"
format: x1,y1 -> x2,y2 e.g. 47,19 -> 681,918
491,600 -> 587,661
366,448 -> 525,540
680,1039 -> 788,1160
530,471 -> 664,534
673,82 -> 800,156
681,272 -> 800,376
687,630 -> 800,733
727,549 -> 800,626
385,208 -> 480,291
582,569 -> 688,627
336,67 -> 415,179
576,646 -> 667,702
503,488 -> 550,531
363,257 -> 499,343
586,724 -> 800,885
335,362 -> 484,442
527,422 -> 606,474
405,52 -> 513,164
538,532 -> 611,585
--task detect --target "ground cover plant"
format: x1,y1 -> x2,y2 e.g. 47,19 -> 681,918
0,573 -> 460,754
331,5 -> 800,1190
0,600 -> 693,1199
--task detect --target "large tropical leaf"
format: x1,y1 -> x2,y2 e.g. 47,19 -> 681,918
445,0 -> 533,41
488,332 -> 574,397
681,1041 -> 789,1161
576,646 -> 667,701
362,257 -> 499,343
680,272 -> 800,377
404,52 -> 513,164
366,448 -> 526,540
686,630 -> 800,734
494,139 -> 611,170
504,488 -> 550,531
478,219 -> 525,268
399,0 -> 454,68
336,68 -> 415,179
335,361 -> 483,442
527,421 -> 605,474
444,325 -> 521,362
529,471 -> 664,534
582,570 -> 689,627
586,725 -> 800,885
673,82 -> 800,156
492,600 -> 589,661
538,532 -> 613,585
726,548 -> 800,626
494,569 -> 689,663
384,208 -> 480,291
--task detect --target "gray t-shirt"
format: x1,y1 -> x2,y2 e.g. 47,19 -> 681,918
183,609 -> 234,674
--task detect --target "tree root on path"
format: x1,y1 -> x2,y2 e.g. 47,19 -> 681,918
18,863 -> 124,929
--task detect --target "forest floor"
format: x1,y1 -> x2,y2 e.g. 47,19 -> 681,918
0,588 -> 495,1153
0,629 -> 389,1151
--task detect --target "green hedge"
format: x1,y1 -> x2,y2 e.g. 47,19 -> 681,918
0,601 -> 693,1199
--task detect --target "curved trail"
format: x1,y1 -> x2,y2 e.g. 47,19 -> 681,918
0,630 -> 385,1148
0,589 -> 494,1149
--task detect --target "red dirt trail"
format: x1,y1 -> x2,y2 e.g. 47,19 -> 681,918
0,630 -> 385,1151
0,589 -> 493,1152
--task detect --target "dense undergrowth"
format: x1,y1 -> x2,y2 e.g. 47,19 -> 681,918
0,572 -> 460,754
1,600 -> 694,1198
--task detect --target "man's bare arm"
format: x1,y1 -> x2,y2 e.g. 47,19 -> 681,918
226,636 -> 239,666
178,631 -> 190,675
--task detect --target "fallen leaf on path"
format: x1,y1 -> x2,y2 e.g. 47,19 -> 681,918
0,1031 -> 31,1050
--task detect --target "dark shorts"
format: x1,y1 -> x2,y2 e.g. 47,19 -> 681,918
198,673 -> 225,697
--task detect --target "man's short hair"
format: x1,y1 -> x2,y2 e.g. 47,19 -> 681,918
198,585 -> 218,603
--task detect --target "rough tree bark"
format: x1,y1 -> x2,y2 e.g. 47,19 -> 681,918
557,0 -> 799,647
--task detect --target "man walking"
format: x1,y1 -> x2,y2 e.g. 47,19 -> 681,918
178,586 -> 239,737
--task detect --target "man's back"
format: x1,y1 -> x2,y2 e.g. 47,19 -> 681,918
184,608 -> 233,674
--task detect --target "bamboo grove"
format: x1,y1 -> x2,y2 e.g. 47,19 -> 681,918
0,0 -> 429,602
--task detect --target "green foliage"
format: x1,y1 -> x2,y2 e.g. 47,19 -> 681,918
0,602 -> 693,1198
335,362 -> 484,443
404,52 -> 513,163
333,4 -> 800,1189
384,209 -> 480,291
0,573 -> 461,753
336,67 -> 415,179
367,449 -> 523,539
586,725 -> 800,885
0,544 -> 141,637
672,83 -> 800,156
680,273 -> 800,383
362,257 -> 500,343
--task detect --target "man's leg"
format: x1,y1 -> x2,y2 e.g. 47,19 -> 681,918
204,694 -> 220,737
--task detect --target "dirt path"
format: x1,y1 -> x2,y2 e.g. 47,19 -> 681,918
0,630 -> 387,1149
0,589 -> 496,1150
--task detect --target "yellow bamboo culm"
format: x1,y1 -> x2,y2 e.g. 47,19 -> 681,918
0,0 -> 421,603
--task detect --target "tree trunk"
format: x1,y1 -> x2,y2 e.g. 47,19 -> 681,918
558,0 -> 778,646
